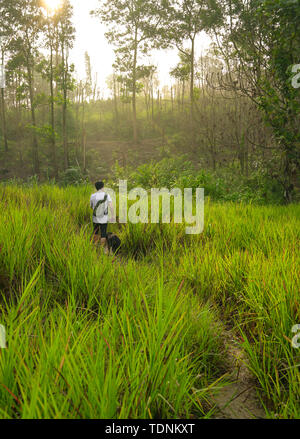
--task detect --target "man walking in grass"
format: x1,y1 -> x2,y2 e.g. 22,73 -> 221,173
90,181 -> 113,253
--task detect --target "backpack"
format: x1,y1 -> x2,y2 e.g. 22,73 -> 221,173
93,194 -> 108,220
107,233 -> 121,254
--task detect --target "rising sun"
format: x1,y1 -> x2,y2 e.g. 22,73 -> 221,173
43,0 -> 62,12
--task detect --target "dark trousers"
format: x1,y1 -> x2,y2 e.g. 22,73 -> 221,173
93,223 -> 108,238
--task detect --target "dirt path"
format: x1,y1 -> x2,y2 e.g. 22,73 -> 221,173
211,331 -> 266,419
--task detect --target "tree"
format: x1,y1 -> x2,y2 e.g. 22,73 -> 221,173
8,0 -> 45,175
140,65 -> 157,121
91,0 -> 168,144
106,72 -> 121,134
164,0 -> 222,148
0,40 -> 8,153
170,51 -> 191,113
0,0 -> 15,153
80,52 -> 93,172
41,4 -> 61,178
215,0 -> 300,201
56,0 -> 75,170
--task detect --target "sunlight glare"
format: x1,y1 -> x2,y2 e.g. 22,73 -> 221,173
44,0 -> 62,12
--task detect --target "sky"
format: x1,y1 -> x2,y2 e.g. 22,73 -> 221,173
68,0 -> 212,97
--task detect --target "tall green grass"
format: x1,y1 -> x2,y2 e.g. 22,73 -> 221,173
0,184 -> 299,418
0,184 -> 224,419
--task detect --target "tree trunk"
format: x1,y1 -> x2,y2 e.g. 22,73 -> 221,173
151,85 -> 154,121
83,128 -> 87,174
27,62 -> 39,176
113,74 -> 119,134
190,36 -> 195,119
49,41 -> 58,178
81,86 -> 85,169
132,29 -> 138,144
61,40 -> 68,170
0,50 -> 8,152
0,88 -> 8,152
245,140 -> 249,177
190,36 -> 196,150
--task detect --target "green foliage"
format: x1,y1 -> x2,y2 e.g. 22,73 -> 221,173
30,124 -> 58,144
0,184 -> 225,418
60,167 -> 87,186
109,155 -> 289,204
219,0 -> 300,201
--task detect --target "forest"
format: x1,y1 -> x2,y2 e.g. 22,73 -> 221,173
0,0 -> 299,422
0,0 -> 299,202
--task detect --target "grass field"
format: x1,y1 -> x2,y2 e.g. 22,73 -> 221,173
0,184 -> 299,419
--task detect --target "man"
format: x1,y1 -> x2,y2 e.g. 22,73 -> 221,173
90,181 -> 113,253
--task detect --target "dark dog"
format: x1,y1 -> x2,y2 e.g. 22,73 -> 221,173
106,232 -> 121,254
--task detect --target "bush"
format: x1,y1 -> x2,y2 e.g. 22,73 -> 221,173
60,167 -> 86,186
107,155 -> 287,204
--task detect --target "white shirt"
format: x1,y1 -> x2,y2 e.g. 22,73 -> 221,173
90,190 -> 112,224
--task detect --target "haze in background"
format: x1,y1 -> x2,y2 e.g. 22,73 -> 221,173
69,0 -> 212,97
